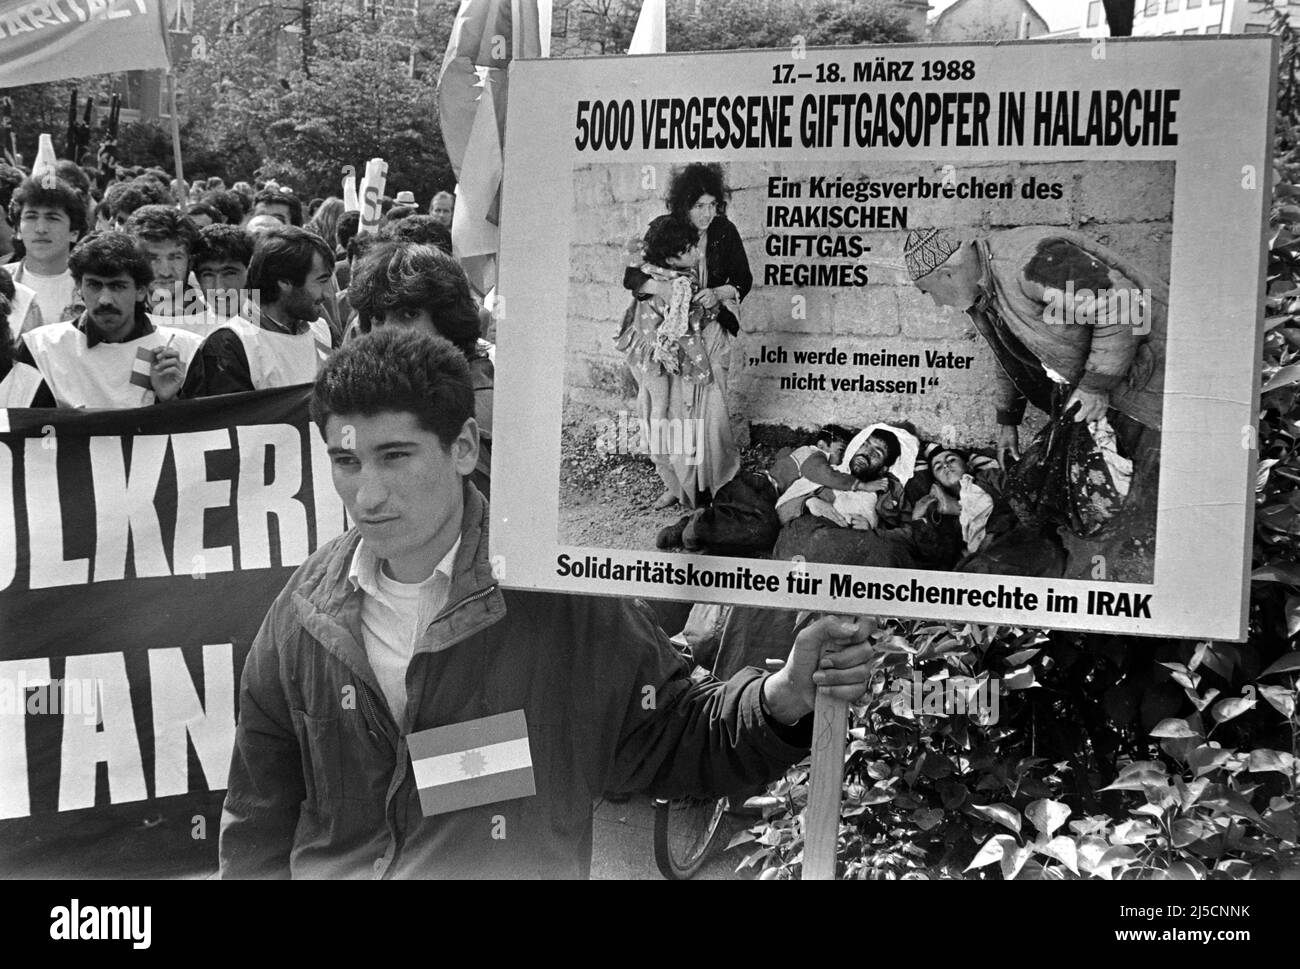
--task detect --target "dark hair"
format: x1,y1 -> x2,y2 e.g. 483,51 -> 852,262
816,424 -> 856,446
124,204 -> 199,252
869,428 -> 902,467
253,187 -> 303,227
307,197 -> 325,220
206,176 -> 226,191
105,180 -> 169,223
184,202 -> 225,225
311,327 -> 474,451
10,176 -> 88,238
928,445 -> 968,469
641,214 -> 699,268
666,163 -> 728,221
347,231 -> 378,264
247,226 -> 334,304
0,164 -> 23,217
337,210 -> 361,253
382,204 -> 416,227
382,214 -> 451,253
306,197 -> 344,251
201,190 -> 247,226
68,231 -> 154,289
54,159 -> 91,197
348,240 -> 480,353
230,181 -> 255,209
192,223 -> 253,270
0,268 -> 14,363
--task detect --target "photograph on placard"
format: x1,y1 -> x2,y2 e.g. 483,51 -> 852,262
559,159 -> 1171,586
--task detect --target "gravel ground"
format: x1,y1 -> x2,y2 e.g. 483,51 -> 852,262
558,399 -> 780,551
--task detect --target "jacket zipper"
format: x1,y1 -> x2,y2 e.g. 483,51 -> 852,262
435,582 -> 498,622
358,681 -> 393,750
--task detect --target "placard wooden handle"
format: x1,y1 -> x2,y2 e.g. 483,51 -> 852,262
802,687 -> 848,880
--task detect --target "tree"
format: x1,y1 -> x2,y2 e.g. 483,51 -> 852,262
174,0 -> 460,199
560,0 -> 918,56
666,0 -> 916,53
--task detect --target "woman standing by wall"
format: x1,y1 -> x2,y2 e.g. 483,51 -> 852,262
622,163 -> 752,511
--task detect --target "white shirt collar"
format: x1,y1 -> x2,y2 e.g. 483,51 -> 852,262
348,536 -> 461,597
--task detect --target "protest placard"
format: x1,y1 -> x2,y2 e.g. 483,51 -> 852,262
492,37 -> 1275,640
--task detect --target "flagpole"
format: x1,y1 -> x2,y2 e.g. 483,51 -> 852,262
166,69 -> 184,203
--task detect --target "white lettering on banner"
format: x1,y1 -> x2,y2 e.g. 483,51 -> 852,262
89,435 -> 172,582
148,644 -> 235,798
0,441 -> 13,590
0,646 -> 238,818
170,428 -> 235,577
24,438 -> 90,589
236,424 -> 309,570
58,652 -> 147,811
0,658 -> 52,819
0,421 -> 341,593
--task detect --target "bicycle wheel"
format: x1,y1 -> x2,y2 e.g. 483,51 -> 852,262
653,796 -> 728,880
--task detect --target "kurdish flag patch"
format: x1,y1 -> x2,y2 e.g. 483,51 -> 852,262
408,710 -> 535,817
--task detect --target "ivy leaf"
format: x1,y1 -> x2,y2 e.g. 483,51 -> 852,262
1003,665 -> 1037,690
965,833 -> 1016,872
1259,652 -> 1300,678
971,802 -> 1022,834
1263,363 -> 1300,392
1025,798 -> 1071,837
1036,836 -> 1079,875
1247,749 -> 1297,775
726,829 -> 757,850
1187,744 -> 1235,777
1095,844 -> 1140,876
1110,819 -> 1159,845
910,808 -> 945,832
1000,842 -> 1034,881
1259,684 -> 1296,718
1252,564 -> 1300,585
1003,647 -> 1041,666
1150,717 -> 1200,739
1211,695 -> 1256,724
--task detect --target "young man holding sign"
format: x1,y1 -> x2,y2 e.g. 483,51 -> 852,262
219,328 -> 873,879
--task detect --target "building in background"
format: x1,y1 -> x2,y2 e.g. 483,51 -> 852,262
1069,0 -> 1283,36
929,0 -> 1049,39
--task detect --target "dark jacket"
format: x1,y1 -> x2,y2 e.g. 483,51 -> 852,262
972,226 -> 1167,430
219,483 -> 810,879
623,214 -> 753,336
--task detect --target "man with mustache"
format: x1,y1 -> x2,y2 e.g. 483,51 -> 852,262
7,232 -> 201,408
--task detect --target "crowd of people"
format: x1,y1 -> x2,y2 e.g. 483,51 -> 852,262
0,159 -> 494,490
0,148 -> 882,879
